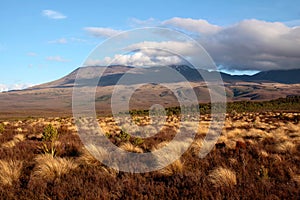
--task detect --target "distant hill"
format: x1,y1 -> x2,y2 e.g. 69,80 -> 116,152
0,65 -> 299,118
251,69 -> 300,84
30,65 -> 300,89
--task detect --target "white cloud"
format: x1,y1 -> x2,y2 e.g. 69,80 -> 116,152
85,46 -> 188,67
42,10 -> 67,19
84,59 -> 102,66
27,52 -> 37,56
102,52 -> 184,67
46,56 -> 70,62
83,18 -> 300,71
129,17 -> 159,27
48,38 -> 67,44
84,27 -> 122,38
0,83 -> 33,92
70,37 -> 88,43
163,17 -> 221,35
125,41 -> 198,56
199,19 -> 300,71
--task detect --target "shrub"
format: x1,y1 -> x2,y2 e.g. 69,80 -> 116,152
42,124 -> 58,142
40,124 -> 60,156
133,137 -> 144,146
118,130 -> 130,142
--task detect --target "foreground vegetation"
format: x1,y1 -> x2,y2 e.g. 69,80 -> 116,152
0,110 -> 299,199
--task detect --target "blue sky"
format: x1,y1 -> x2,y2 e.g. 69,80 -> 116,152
1,0 -> 300,91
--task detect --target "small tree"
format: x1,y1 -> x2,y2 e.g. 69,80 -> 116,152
40,124 -> 59,156
42,124 -> 58,142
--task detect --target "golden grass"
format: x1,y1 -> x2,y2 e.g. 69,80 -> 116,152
0,160 -> 23,186
78,144 -> 112,166
260,150 -> 269,158
153,140 -> 191,176
152,141 -> 170,151
32,154 -> 78,182
78,148 -> 101,166
156,157 -> 184,176
191,138 -> 203,155
275,141 -> 296,153
208,167 -> 237,188
120,142 -> 143,153
2,133 -> 25,148
293,174 -> 300,185
78,147 -> 119,176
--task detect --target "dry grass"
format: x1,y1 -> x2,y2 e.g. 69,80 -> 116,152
208,167 -> 237,188
0,160 -> 23,186
0,111 -> 299,199
2,133 -> 25,148
293,174 -> 300,185
260,150 -> 269,158
120,142 -> 143,153
157,158 -> 184,176
32,154 -> 78,182
191,138 -> 203,155
78,148 -> 101,166
154,145 -> 185,176
84,144 -> 110,162
275,141 -> 296,153
151,141 -> 170,151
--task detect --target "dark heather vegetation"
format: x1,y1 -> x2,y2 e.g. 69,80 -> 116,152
128,95 -> 300,116
0,97 -> 299,199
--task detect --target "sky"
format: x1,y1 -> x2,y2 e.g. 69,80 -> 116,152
1,0 -> 300,91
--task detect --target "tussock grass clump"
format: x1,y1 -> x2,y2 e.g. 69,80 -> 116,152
152,141 -> 170,151
78,145 -> 106,166
191,138 -> 203,155
293,174 -> 300,185
208,167 -> 237,188
32,154 -> 78,182
0,160 -> 23,186
157,158 -> 184,176
0,123 -> 5,133
2,133 -> 25,148
154,151 -> 185,176
78,148 -> 100,166
84,144 -> 110,163
275,141 -> 296,153
120,142 -> 143,153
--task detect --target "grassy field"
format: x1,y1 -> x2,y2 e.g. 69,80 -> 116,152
0,98 -> 299,199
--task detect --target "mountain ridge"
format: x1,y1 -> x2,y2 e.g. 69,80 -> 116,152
28,65 -> 300,90
0,65 -> 299,118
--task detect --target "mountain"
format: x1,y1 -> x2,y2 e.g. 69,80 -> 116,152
0,65 -> 299,118
29,65 -> 300,89
251,69 -> 300,84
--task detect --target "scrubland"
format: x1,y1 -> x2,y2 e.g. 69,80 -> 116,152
0,111 -> 299,199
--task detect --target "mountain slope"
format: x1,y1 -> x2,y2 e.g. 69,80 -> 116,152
251,69 -> 300,84
29,65 -> 300,90
0,65 -> 299,118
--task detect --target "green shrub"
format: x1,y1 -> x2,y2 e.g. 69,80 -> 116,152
42,124 -> 58,142
118,130 -> 130,141
133,137 -> 144,146
40,124 -> 59,156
